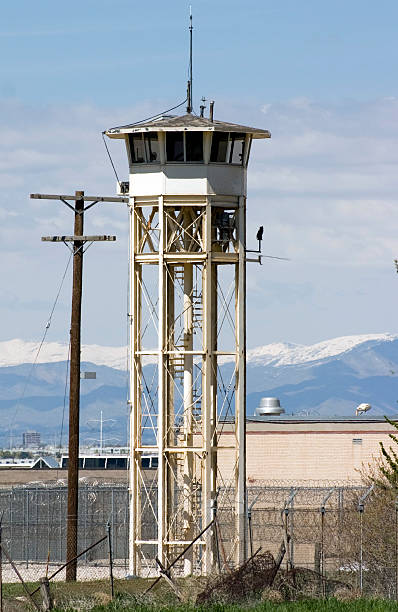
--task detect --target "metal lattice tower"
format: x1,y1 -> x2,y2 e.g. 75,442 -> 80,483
106,113 -> 270,576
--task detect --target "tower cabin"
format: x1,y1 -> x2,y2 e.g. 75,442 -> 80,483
106,114 -> 270,198
106,112 -> 270,575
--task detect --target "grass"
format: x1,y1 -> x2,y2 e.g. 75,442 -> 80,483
53,597 -> 398,611
4,577 -> 398,611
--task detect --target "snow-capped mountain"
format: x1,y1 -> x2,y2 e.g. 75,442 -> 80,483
1,332 -> 396,370
0,333 -> 397,446
246,333 -> 398,367
0,339 -> 127,370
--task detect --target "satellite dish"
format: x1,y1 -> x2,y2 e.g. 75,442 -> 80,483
356,403 -> 371,416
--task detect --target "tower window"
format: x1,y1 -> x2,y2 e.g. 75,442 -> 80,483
210,132 -> 229,162
128,132 -> 160,163
166,131 -> 203,162
166,132 -> 184,161
129,134 -> 145,163
186,132 -> 203,161
210,132 -> 246,165
144,133 -> 159,162
229,133 -> 246,164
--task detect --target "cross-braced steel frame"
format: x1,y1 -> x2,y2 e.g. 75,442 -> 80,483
128,194 -> 246,576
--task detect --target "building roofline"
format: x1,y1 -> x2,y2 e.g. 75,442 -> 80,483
106,113 -> 271,139
218,415 -> 398,425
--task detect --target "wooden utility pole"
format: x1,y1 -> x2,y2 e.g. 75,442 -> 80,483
67,190 -> 84,581
31,190 -> 127,580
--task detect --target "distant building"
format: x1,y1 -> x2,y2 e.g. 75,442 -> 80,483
60,453 -> 158,470
0,456 -> 59,469
213,414 -> 398,485
22,431 -> 41,448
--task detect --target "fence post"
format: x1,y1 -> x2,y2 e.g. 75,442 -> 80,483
0,523 -> 3,612
247,506 -> 253,560
395,496 -> 398,601
359,504 -> 364,594
39,577 -> 52,611
320,488 -> 335,598
107,522 -> 114,600
247,490 -> 261,562
358,484 -> 374,596
282,489 -> 297,571
283,509 -> 290,571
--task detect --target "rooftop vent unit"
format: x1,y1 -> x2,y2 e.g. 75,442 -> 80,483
356,403 -> 371,416
256,397 -> 285,416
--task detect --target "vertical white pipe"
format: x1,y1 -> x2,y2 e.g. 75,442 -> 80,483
203,197 -> 216,573
236,195 -> 247,566
157,195 -> 165,565
100,411 -> 103,453
128,199 -> 136,576
183,262 -> 193,575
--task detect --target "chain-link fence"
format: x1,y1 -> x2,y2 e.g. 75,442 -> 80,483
0,484 -> 129,569
1,482 -> 398,600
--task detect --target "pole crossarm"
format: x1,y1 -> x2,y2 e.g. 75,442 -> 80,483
30,193 -> 128,203
41,235 -> 116,242
31,193 -> 128,213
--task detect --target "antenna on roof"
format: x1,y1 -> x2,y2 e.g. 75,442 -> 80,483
187,6 -> 193,114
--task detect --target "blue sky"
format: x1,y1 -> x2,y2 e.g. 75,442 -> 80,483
2,1 -> 398,104
1,0 -> 398,349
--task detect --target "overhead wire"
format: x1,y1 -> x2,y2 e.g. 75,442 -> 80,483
101,96 -> 188,184
58,339 -> 71,457
9,251 -> 73,444
104,97 -> 188,133
102,132 -> 121,184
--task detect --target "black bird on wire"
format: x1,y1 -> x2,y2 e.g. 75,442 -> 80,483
256,226 -> 264,251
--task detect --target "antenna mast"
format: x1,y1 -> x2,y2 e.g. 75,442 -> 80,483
187,7 -> 193,113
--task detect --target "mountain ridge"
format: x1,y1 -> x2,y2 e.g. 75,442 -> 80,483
1,333 -> 397,445
1,333 -> 396,370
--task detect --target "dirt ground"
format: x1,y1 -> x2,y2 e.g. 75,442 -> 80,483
0,469 -> 129,488
1,561 -> 129,584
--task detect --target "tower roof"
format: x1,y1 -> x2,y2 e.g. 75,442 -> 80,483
106,113 -> 270,139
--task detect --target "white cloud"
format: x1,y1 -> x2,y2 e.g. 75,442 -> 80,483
1,96 -> 398,346
244,97 -> 398,270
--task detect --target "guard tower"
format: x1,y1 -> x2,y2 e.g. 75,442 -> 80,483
106,111 -> 270,576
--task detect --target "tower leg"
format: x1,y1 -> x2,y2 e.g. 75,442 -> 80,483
235,196 -> 247,566
203,199 -> 217,573
183,263 -> 194,576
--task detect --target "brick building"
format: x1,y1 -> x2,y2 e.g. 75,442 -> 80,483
214,415 -> 396,485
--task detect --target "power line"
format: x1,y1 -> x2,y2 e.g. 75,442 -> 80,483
102,132 -> 121,184
9,251 -> 73,440
102,96 -> 188,183
59,340 -> 71,453
106,97 -> 188,132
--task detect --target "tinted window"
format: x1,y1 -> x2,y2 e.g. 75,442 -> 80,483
144,132 -> 160,162
129,134 -> 145,163
230,133 -> 245,164
141,457 -> 150,468
210,132 -> 229,162
186,132 -> 203,161
85,457 -> 105,469
166,132 -> 184,161
107,457 -> 127,469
